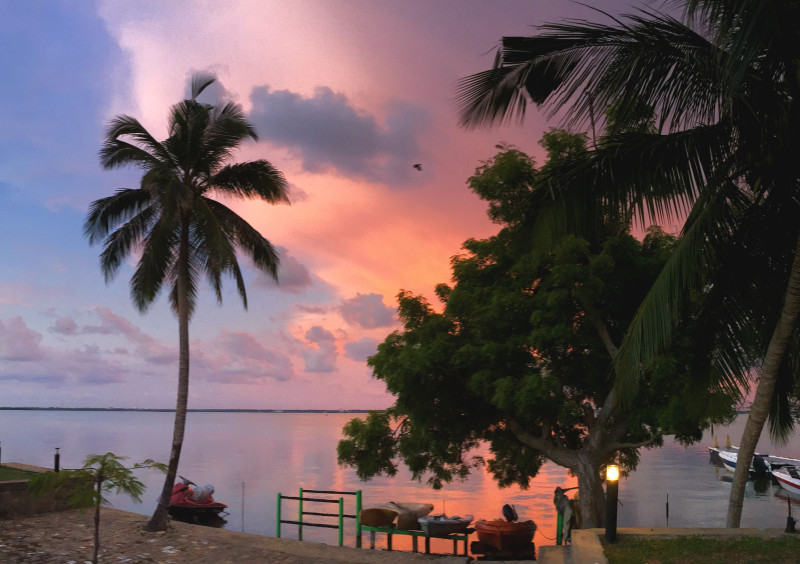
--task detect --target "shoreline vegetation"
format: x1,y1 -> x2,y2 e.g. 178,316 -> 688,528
0,407 -> 371,413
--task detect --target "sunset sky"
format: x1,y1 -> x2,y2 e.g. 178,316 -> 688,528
0,0 -> 659,409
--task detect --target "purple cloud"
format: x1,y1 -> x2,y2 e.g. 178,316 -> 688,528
254,246 -> 313,294
302,325 -> 337,373
344,337 -> 380,362
248,85 -> 428,186
51,316 -> 77,335
193,328 -> 295,383
340,293 -> 396,329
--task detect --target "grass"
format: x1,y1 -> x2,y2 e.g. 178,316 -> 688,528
0,465 -> 38,481
604,535 -> 800,564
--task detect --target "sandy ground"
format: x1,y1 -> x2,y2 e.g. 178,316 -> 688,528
0,508 -> 471,563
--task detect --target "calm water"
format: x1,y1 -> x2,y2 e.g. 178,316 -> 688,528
1,411 -> 798,552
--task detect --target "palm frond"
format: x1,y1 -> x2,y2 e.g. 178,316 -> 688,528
84,189 -> 154,245
98,206 -> 157,282
210,160 -> 289,202
100,116 -> 173,170
203,198 -> 280,282
130,217 -> 178,312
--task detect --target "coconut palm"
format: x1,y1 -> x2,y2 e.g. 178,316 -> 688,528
85,74 -> 289,530
456,0 -> 800,527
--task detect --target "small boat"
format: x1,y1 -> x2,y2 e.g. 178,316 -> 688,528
359,501 -> 434,531
417,514 -> 473,537
717,449 -> 771,476
168,475 -> 227,520
475,519 -> 536,551
773,466 -> 800,496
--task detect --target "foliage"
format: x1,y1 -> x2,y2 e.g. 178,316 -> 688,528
28,452 -> 165,564
339,143 -> 737,525
455,0 -> 800,527
0,466 -> 37,481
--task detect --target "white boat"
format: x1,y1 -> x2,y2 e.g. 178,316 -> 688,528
773,466 -> 800,495
717,448 -> 771,476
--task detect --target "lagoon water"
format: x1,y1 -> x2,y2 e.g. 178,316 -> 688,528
2,410 -> 798,551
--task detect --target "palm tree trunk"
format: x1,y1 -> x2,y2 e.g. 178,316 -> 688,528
146,225 -> 192,532
727,231 -> 800,527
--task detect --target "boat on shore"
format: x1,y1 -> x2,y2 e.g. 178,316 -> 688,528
475,519 -> 536,551
359,501 -> 434,531
169,476 -> 227,521
417,514 -> 473,537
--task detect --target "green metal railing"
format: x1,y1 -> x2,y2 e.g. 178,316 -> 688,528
276,488 -> 362,547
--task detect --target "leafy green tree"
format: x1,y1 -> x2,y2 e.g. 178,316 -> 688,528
85,74 -> 289,531
339,144 -> 736,527
455,0 -> 800,527
29,453 -> 166,564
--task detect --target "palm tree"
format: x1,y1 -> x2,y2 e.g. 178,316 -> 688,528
84,74 -> 289,530
456,0 -> 800,527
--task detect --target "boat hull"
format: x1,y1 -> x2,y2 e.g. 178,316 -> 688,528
359,502 -> 434,530
773,466 -> 800,496
475,519 -> 536,551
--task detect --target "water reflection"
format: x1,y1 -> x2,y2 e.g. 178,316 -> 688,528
2,411 -> 798,550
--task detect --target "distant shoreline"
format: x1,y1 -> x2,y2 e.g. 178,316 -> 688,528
0,407 -> 373,413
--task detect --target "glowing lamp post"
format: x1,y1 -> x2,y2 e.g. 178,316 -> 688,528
605,464 -> 619,543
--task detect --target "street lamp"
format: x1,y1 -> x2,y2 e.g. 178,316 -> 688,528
605,464 -> 619,543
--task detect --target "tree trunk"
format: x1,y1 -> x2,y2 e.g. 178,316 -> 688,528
727,232 -> 800,527
575,452 -> 605,528
146,226 -> 192,532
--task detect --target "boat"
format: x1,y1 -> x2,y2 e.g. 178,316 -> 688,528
417,514 -> 473,537
359,501 -> 434,530
475,519 -> 537,551
773,466 -> 800,496
168,475 -> 227,520
717,449 -> 771,476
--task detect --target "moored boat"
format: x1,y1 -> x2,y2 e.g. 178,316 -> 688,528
475,519 -> 536,551
417,514 -> 473,537
773,466 -> 800,496
716,449 -> 771,476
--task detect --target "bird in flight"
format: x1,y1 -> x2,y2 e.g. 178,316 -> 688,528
413,164 -> 422,171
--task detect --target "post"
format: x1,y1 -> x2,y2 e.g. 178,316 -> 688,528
338,497 -> 344,546
54,448 -> 60,472
241,481 -> 245,533
605,464 -> 619,543
556,511 -> 563,545
356,490 -> 362,548
298,487 -> 304,541
276,493 -> 282,538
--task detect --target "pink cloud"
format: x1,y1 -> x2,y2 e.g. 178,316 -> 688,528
193,328 -> 295,383
0,317 -> 44,361
254,246 -> 313,294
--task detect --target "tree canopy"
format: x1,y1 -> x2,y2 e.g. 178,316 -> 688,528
339,140 -> 737,527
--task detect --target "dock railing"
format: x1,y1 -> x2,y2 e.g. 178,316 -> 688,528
276,488 -> 362,547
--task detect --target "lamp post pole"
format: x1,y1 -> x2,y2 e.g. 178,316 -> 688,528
605,464 -> 619,543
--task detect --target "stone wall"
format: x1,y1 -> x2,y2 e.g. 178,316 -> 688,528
0,463 -> 76,518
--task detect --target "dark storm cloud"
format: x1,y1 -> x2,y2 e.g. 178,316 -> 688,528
248,85 -> 429,186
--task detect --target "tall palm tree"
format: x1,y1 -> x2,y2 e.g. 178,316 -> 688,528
84,74 -> 289,531
456,0 -> 800,527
